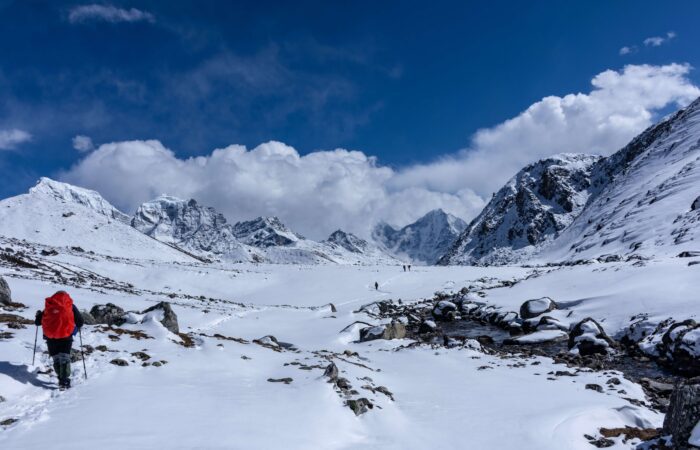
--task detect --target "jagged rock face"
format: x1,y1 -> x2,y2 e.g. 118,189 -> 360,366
232,217 -> 302,248
372,209 -> 467,264
30,177 -> 131,224
0,275 -> 11,306
325,230 -> 370,254
132,196 -> 249,261
547,96 -> 700,261
663,381 -> 700,450
440,154 -> 600,265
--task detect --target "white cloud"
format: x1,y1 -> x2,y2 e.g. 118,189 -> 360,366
60,64 -> 700,239
68,4 -> 155,24
0,129 -> 32,150
72,135 -> 94,153
390,64 -> 699,198
643,31 -> 676,47
61,140 -> 484,239
619,46 -> 636,55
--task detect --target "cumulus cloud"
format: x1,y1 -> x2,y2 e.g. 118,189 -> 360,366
72,135 -> 94,153
60,64 -> 700,239
61,140 -> 485,239
68,4 -> 155,24
0,128 -> 32,150
644,31 -> 676,47
390,63 -> 700,198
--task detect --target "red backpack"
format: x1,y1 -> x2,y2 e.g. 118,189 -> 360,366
42,291 -> 75,339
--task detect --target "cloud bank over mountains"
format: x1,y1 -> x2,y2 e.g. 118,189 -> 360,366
61,64 -> 700,239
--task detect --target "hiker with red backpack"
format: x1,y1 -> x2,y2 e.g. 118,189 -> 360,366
34,291 -> 85,389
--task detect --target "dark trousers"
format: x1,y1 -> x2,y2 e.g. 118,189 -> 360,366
46,337 -> 73,356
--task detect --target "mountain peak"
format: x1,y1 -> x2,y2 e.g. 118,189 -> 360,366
372,209 -> 467,264
233,216 -> 302,247
325,229 -> 369,254
30,177 -> 130,223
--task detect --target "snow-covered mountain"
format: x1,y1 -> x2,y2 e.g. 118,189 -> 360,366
442,96 -> 700,265
0,178 -> 193,262
323,229 -> 398,265
439,154 -> 601,265
132,196 -> 251,262
372,209 -> 467,264
542,96 -> 700,262
232,217 -> 303,248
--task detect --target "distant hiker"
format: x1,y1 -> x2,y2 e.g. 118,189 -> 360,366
402,265 -> 406,272
408,265 -> 412,272
35,291 -> 84,389
374,281 -> 379,290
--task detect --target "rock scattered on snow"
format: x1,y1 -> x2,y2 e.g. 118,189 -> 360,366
568,318 -> 615,356
519,297 -> 557,319
267,377 -> 293,384
90,303 -> 127,326
663,380 -> 700,450
0,276 -> 11,306
109,358 -> 129,367
418,320 -> 438,334
692,196 -> 700,211
323,362 -> 338,381
585,384 -> 604,393
80,309 -> 96,325
359,322 -> 406,342
432,301 -> 458,321
140,302 -> 179,334
346,398 -> 373,416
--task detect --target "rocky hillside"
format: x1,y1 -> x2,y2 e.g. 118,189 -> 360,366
372,209 -> 466,264
439,154 -> 601,265
442,96 -> 700,265
132,196 -> 251,262
543,96 -> 700,262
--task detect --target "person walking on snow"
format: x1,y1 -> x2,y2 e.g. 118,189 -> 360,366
374,281 -> 379,290
35,291 -> 84,389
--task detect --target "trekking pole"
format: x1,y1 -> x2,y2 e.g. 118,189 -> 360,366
32,325 -> 39,365
79,328 -> 88,380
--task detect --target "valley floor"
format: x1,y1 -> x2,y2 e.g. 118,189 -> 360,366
1,248 -> 698,449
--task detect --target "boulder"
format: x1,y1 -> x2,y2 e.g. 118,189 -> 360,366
323,362 -> 338,381
432,301 -> 458,321
90,303 -> 126,326
568,318 -> 615,356
418,320 -> 438,334
659,320 -> 700,377
141,302 -> 179,334
359,322 -> 406,342
81,309 -> 96,325
692,196 -> 700,211
519,297 -> 557,319
346,398 -> 373,416
0,276 -> 11,306
663,381 -> 700,450
110,358 -> 129,366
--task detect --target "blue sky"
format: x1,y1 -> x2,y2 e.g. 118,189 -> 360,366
1,1 -> 699,236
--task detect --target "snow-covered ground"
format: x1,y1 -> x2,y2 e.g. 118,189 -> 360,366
3,246 -> 697,449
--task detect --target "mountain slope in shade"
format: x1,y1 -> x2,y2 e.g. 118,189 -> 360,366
132,196 -> 251,262
541,96 -> 700,262
373,209 -> 467,264
439,154 -> 601,265
0,178 -> 193,262
232,217 -> 303,248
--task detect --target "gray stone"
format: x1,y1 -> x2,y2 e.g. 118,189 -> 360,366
110,358 -> 129,366
568,317 -> 615,356
519,297 -> 557,319
692,196 -> 700,211
359,322 -> 406,342
323,362 -> 339,381
90,303 -> 126,326
0,276 -> 11,306
141,302 -> 179,334
346,398 -> 373,416
663,381 -> 700,450
81,309 -> 96,325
